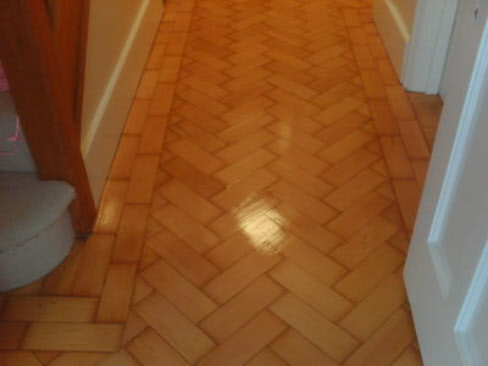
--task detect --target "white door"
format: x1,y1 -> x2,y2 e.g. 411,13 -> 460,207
404,0 -> 488,364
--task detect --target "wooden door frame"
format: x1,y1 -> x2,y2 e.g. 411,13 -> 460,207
0,0 -> 95,234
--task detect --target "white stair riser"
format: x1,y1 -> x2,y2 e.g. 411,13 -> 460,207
0,210 -> 74,291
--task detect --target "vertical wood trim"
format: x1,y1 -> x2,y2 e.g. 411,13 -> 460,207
0,0 -> 95,234
75,0 -> 91,136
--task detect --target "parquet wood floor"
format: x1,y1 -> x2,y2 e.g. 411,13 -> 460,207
0,0 -> 442,364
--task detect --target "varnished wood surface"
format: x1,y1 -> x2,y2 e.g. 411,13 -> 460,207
0,0 -> 441,364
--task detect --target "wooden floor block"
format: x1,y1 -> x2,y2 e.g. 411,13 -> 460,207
41,242 -> 84,296
271,329 -> 339,366
200,276 -> 283,342
127,328 -> 190,366
0,351 -> 42,366
268,180 -> 336,224
163,157 -> 225,198
0,323 -> 27,350
340,275 -> 406,340
203,251 -> 282,304
99,350 -> 138,366
268,203 -> 342,254
270,260 -> 352,322
152,204 -> 220,253
109,136 -> 140,179
334,245 -> 404,301
330,217 -> 398,269
246,348 -> 288,366
282,236 -> 347,286
197,311 -> 286,366
392,347 -> 423,366
135,294 -> 214,363
206,216 -> 283,270
96,264 -> 137,322
112,205 -> 150,263
71,234 -> 114,296
141,260 -> 217,323
94,181 -> 129,234
2,296 -> 97,323
126,155 -> 160,203
22,323 -> 123,352
270,293 -> 359,362
159,180 -> 221,224
344,310 -> 415,366
147,229 -> 219,287
49,352 -> 106,365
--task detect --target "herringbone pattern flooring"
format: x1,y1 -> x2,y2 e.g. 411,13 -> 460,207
0,0 -> 442,364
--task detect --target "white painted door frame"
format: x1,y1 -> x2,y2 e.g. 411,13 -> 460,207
402,0 -> 459,93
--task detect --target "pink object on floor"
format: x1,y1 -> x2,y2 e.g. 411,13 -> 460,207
0,62 -> 9,92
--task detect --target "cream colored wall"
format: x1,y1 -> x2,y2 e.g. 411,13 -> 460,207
81,0 -> 163,204
82,0 -> 144,142
392,0 -> 417,32
374,0 -> 417,77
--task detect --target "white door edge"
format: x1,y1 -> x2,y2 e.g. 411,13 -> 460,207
428,20 -> 488,245
454,241 -> 488,366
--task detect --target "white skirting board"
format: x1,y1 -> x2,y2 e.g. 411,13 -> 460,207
373,0 -> 412,79
82,0 -> 163,205
374,0 -> 458,94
